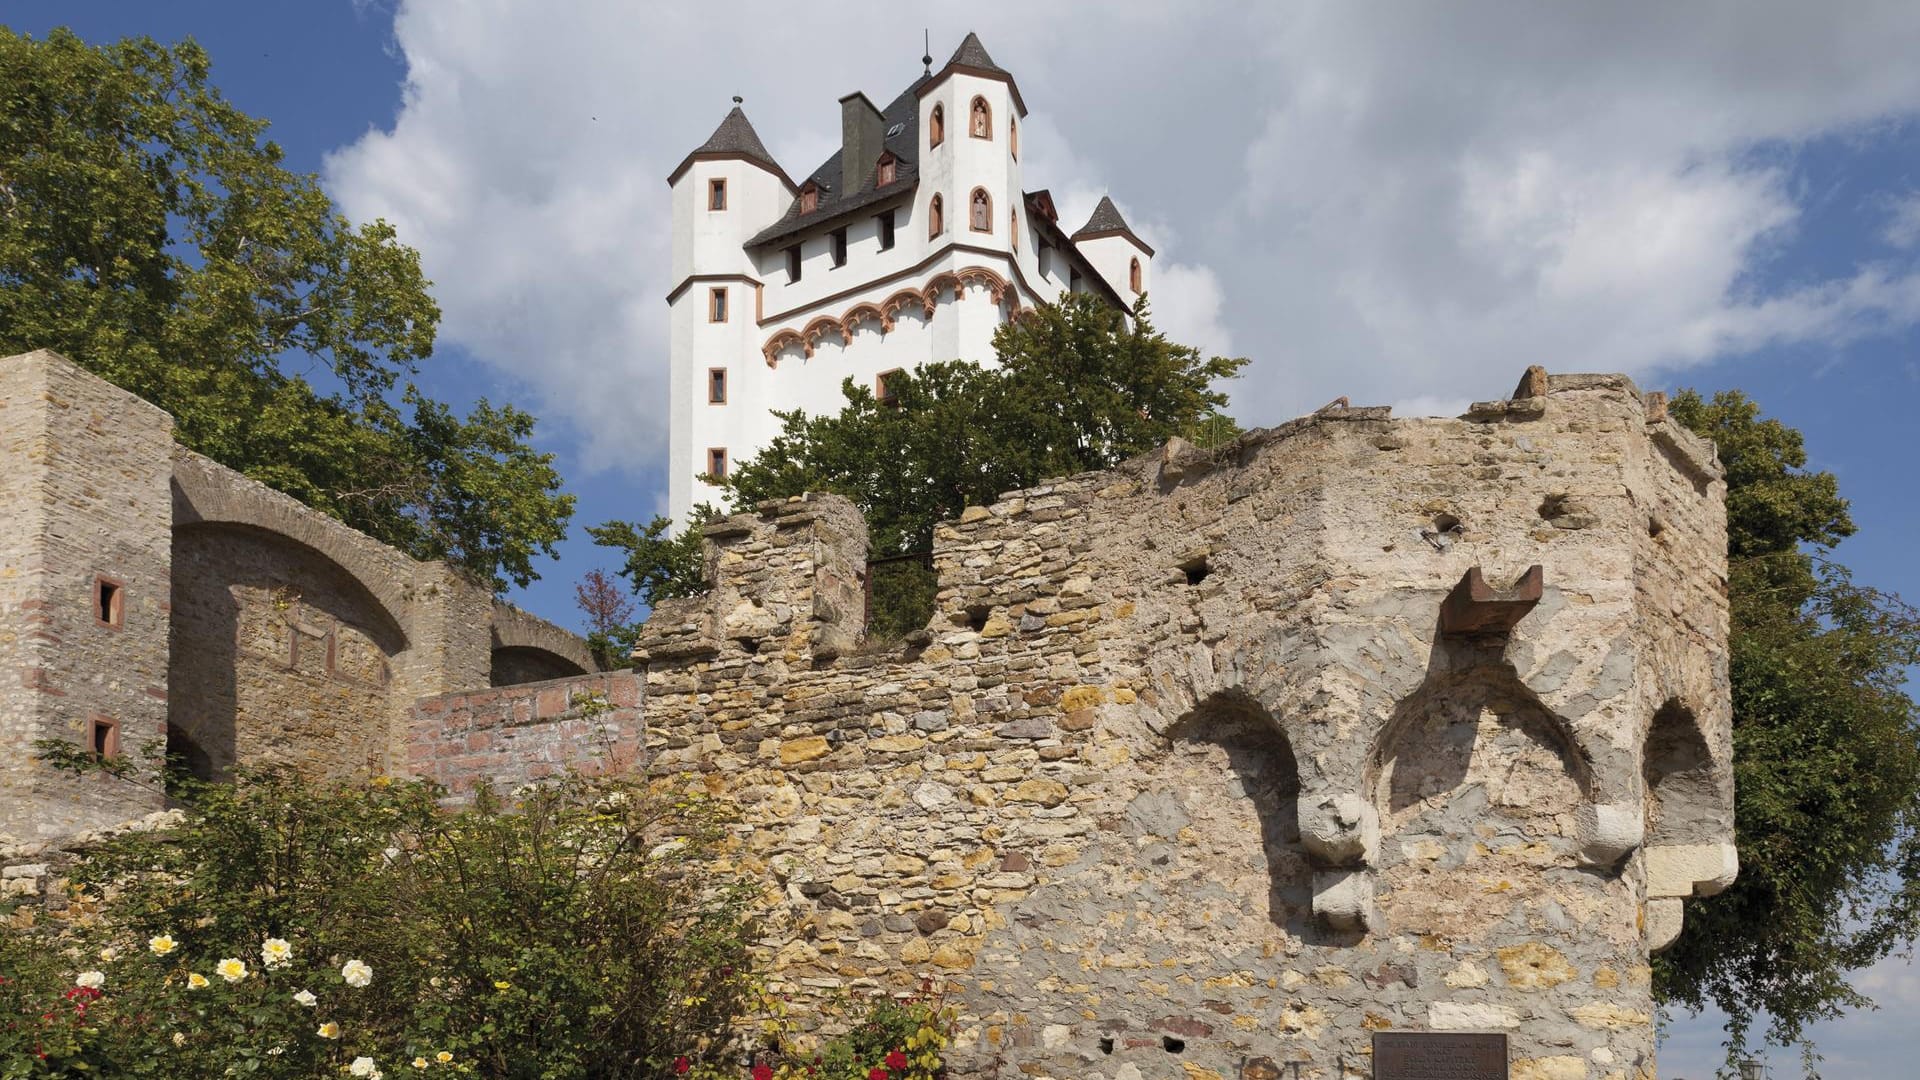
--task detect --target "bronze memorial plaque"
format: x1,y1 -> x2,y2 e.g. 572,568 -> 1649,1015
1373,1032 -> 1508,1080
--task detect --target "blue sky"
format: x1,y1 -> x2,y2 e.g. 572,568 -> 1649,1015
9,4 -> 1920,1075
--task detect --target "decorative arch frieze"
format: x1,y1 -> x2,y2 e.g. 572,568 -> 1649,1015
761,266 -> 1018,367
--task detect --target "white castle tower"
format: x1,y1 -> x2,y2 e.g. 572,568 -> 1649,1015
665,32 -> 1153,523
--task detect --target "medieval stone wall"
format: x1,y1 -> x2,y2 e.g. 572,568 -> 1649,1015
608,368 -> 1732,1080
407,671 -> 642,798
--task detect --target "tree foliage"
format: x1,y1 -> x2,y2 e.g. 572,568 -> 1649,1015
1658,389 -> 1920,1059
0,27 -> 572,590
592,293 -> 1243,636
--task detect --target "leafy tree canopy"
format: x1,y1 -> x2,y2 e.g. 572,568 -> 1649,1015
1659,390 -> 1920,1062
593,293 -> 1245,626
0,27 -> 572,590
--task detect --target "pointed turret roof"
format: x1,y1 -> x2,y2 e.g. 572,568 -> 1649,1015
668,105 -> 793,187
918,30 -> 1026,116
947,31 -> 1006,75
1071,195 -> 1155,255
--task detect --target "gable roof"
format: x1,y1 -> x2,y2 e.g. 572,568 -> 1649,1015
746,78 -> 927,248
1071,195 -> 1155,256
668,106 -> 794,187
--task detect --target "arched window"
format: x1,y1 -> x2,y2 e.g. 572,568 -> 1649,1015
1010,209 -> 1018,250
928,194 -> 943,238
1129,257 -> 1142,293
1011,117 -> 1018,159
970,96 -> 991,139
970,188 -> 991,233
929,104 -> 944,148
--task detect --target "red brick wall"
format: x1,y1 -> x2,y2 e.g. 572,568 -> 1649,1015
405,671 -> 642,798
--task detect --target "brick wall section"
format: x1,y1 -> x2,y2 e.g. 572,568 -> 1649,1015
0,352 -> 172,841
406,671 -> 643,797
607,368 -> 1734,1080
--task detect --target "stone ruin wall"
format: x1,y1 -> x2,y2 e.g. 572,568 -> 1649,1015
0,350 -> 599,842
611,367 -> 1732,1080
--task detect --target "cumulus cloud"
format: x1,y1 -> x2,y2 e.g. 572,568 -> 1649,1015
328,0 -> 1920,475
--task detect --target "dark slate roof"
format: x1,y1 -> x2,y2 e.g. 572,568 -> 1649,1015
669,106 -> 790,185
1027,192 -> 1130,312
746,77 -> 927,248
1071,195 -> 1155,255
948,31 -> 1005,75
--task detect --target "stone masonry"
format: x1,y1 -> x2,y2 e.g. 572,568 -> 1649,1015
609,366 -> 1733,1080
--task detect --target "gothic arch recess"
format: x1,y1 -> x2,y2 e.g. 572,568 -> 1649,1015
762,266 -> 1018,364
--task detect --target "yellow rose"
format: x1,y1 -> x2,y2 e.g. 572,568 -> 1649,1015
412,1059 -> 429,1070
493,980 -> 511,991
215,957 -> 248,983
186,973 -> 209,989
317,1021 -> 341,1039
435,1052 -> 453,1064
148,934 -> 178,957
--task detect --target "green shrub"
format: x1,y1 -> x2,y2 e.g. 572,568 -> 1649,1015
1,770 -> 763,1078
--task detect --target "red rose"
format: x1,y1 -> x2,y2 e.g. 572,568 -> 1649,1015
752,1064 -> 774,1080
885,1051 -> 909,1071
869,1069 -> 889,1080
674,1057 -> 690,1075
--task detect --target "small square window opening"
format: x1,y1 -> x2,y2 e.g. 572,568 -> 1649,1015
708,178 -> 727,211
707,447 -> 729,478
876,368 -> 903,406
709,287 -> 728,323
89,716 -> 120,759
708,367 -> 728,404
94,576 -> 124,628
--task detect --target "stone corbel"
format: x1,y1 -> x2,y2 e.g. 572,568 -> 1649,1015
1576,801 -> 1644,866
1645,842 -> 1739,899
1439,565 -> 1544,636
1312,869 -> 1374,931
1299,792 -> 1379,866
1645,897 -> 1686,953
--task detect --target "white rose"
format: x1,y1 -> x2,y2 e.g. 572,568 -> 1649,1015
350,1057 -> 378,1077
293,989 -> 317,1007
75,971 -> 105,990
341,959 -> 373,988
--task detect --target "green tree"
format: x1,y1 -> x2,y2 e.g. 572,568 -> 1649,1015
1658,390 -> 1920,1063
0,27 -> 572,590
592,293 -> 1243,629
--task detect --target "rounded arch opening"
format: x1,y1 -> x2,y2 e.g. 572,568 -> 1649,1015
969,187 -> 992,233
969,95 -> 992,140
1644,699 -> 1722,845
928,193 -> 943,238
929,103 -> 944,148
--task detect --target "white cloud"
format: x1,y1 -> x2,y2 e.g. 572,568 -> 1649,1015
1883,191 -> 1920,249
327,0 -> 1920,477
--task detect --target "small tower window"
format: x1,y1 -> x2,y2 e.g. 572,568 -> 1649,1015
970,188 -> 991,233
831,228 -> 848,267
876,369 -> 903,406
94,575 -> 124,628
709,287 -> 728,323
706,447 -> 729,479
877,153 -> 896,186
878,210 -> 896,251
1130,257 -> 1142,294
1011,209 -> 1019,250
929,104 -> 944,148
970,96 -> 992,139
708,367 -> 728,404
787,245 -> 802,282
1011,117 -> 1018,159
929,194 -> 943,238
88,715 -> 120,759
708,178 -> 727,211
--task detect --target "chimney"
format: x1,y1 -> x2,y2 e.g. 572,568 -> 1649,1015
839,92 -> 886,194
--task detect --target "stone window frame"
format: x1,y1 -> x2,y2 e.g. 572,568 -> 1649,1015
929,103 -> 944,148
1130,257 -> 1142,294
876,368 -> 903,406
708,177 -> 727,211
969,187 -> 992,233
88,714 -> 120,760
708,367 -> 728,405
970,96 -> 992,140
92,574 -> 126,630
709,287 -> 729,323
928,194 -> 944,239
706,446 -> 729,479
1010,116 -> 1018,159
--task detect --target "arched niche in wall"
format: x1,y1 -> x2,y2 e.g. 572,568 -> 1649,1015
1643,699 -> 1722,846
168,522 -> 409,782
1368,664 -> 1596,946
489,646 -> 588,687
1152,689 -> 1310,934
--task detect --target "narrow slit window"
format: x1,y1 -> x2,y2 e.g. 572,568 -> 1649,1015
787,245 -> 802,282
1130,257 -> 1142,293
89,716 -> 119,759
831,228 -> 847,267
929,194 -> 943,238
709,287 -> 728,322
878,210 -> 896,251
708,178 -> 727,210
94,576 -> 124,628
707,447 -> 729,479
708,367 -> 728,404
929,104 -> 944,148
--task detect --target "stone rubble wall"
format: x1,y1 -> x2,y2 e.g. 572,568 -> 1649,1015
613,367 -> 1731,1080
406,671 -> 643,798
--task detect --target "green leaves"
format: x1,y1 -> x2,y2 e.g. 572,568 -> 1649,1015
1657,390 -> 1920,1062
0,28 -> 570,591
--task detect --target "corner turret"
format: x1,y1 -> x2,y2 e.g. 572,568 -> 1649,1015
1073,195 -> 1154,300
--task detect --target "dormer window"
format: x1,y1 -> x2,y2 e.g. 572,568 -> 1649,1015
930,104 -> 944,148
800,184 -> 819,214
970,96 -> 991,139
708,178 -> 727,211
877,153 -> 896,187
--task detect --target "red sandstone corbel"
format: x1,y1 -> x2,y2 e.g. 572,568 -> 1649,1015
1438,565 -> 1543,636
